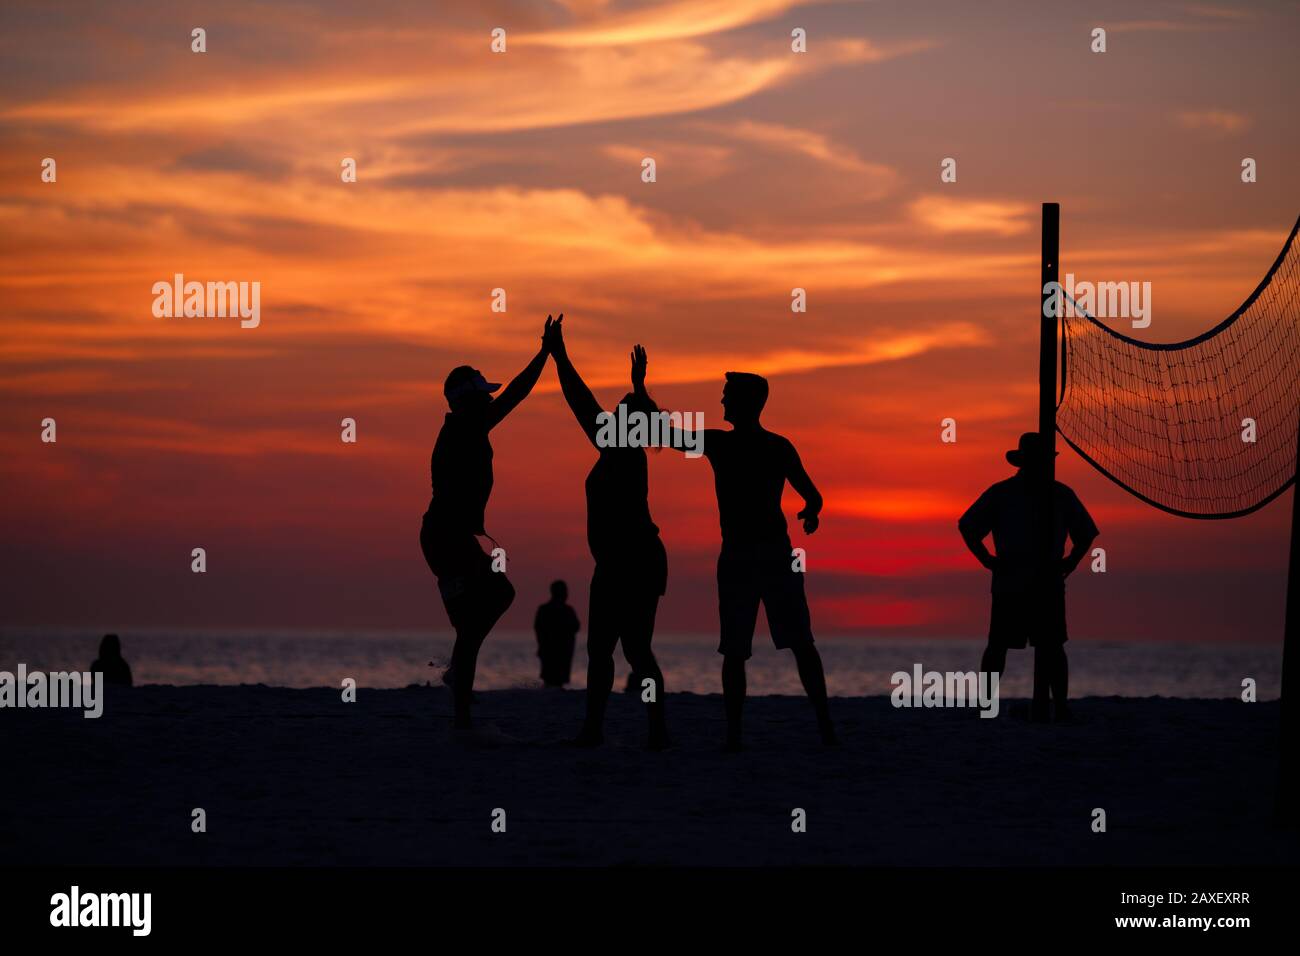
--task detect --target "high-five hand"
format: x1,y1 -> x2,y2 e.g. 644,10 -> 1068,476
631,343 -> 647,390
542,313 -> 564,354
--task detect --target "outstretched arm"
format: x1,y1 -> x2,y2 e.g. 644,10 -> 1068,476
485,315 -> 557,430
550,319 -> 605,448
785,443 -> 823,534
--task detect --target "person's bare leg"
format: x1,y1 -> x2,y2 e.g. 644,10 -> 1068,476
450,627 -> 487,729
722,655 -> 746,752
1049,646 -> 1072,721
621,593 -> 668,749
578,640 -> 615,746
793,644 -> 836,744
980,643 -> 1006,683
1031,646 -> 1051,722
623,643 -> 668,749
578,576 -> 616,746
450,576 -> 515,730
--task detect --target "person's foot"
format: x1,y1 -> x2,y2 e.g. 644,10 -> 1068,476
819,725 -> 839,747
573,725 -> 604,748
647,728 -> 672,751
1053,703 -> 1077,724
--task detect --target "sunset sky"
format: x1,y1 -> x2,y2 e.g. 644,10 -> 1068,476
2,0 -> 1298,645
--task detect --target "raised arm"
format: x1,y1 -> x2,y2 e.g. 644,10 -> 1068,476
631,344 -> 707,455
549,319 -> 605,448
785,441 -> 823,534
630,344 -> 652,407
485,315 -> 557,430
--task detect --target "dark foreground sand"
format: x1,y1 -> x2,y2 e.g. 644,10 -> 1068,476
3,686 -> 1297,866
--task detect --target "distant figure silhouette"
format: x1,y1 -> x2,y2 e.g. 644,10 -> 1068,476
535,580 -> 580,687
550,322 -> 671,749
958,432 -> 1099,722
421,315 -> 558,733
90,633 -> 132,687
671,370 -> 835,751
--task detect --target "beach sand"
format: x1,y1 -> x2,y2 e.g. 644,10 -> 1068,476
4,685 -> 1297,867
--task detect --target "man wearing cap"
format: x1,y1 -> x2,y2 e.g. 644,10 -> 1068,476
421,315 -> 560,733
958,432 -> 1099,722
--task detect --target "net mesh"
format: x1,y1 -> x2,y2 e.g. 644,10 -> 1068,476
1056,216 -> 1300,519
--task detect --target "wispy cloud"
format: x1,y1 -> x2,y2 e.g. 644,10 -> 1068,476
524,0 -> 802,46
908,196 -> 1033,237
701,119 -> 898,189
1175,109 -> 1251,135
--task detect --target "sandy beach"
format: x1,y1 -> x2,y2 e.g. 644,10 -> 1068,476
3,685 -> 1296,868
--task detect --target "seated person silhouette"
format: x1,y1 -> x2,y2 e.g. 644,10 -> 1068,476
670,369 -> 835,751
534,580 -> 580,688
90,633 -> 132,687
958,432 -> 1099,722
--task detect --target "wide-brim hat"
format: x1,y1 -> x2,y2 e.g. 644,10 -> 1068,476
1006,431 -> 1059,466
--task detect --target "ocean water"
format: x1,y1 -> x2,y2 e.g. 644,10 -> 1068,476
0,628 -> 1280,699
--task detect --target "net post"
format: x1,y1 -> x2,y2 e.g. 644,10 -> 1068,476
1033,203 -> 1060,715
1040,202 -> 1059,467
1039,206 -> 1060,551
1277,411 -> 1300,826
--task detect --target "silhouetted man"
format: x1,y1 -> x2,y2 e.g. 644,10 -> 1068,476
959,432 -> 1099,722
535,580 -> 580,688
420,315 -> 557,734
673,371 -> 834,751
90,633 -> 132,687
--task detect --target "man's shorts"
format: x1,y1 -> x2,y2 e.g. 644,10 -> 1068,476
717,548 -> 814,660
988,586 -> 1067,650
420,515 -> 514,632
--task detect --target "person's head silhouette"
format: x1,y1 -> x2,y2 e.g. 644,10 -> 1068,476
721,371 -> 768,427
444,365 -> 501,413
99,633 -> 123,659
1006,431 -> 1058,476
550,580 -> 568,603
617,391 -> 656,417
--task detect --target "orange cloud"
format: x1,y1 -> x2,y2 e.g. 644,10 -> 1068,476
1176,109 -> 1251,135
909,196 -> 1033,237
524,0 -> 802,46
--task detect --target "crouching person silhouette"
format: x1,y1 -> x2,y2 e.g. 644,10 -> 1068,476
667,367 -> 835,751
958,432 -> 1099,723
420,315 -> 558,737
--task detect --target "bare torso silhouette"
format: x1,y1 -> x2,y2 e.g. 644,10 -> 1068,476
700,427 -> 800,552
